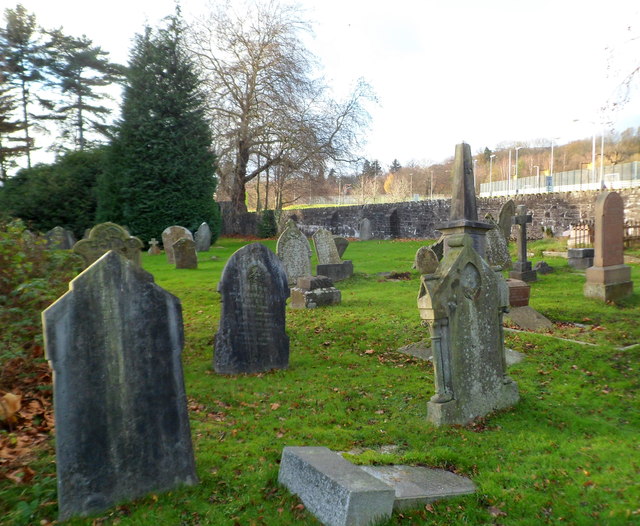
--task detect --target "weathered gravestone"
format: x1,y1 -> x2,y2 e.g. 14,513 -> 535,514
498,199 -> 516,241
413,246 -> 439,274
45,226 -> 76,250
148,238 -> 162,255
73,222 -> 143,268
173,238 -> 198,269
584,192 -> 633,302
276,219 -> 312,286
313,228 -> 353,281
42,251 -> 197,521
333,236 -> 349,258
194,222 -> 212,252
359,218 -> 372,240
214,243 -> 290,374
162,225 -> 193,264
417,143 -> 519,426
290,275 -> 341,309
509,205 -> 537,282
484,214 -> 511,270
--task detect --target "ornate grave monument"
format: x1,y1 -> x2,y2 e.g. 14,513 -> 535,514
417,143 -> 519,426
509,205 -> 537,282
276,219 -> 313,286
72,222 -> 143,268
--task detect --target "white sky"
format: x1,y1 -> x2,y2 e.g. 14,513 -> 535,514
12,0 -> 640,169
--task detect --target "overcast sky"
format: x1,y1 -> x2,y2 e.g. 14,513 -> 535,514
14,0 -> 640,168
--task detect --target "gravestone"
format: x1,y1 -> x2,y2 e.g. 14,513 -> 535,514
194,222 -> 212,252
584,192 -> 633,302
568,248 -> 594,269
498,199 -> 516,241
276,219 -> 312,286
484,214 -> 511,270
509,205 -> 537,282
290,275 -> 341,309
42,251 -> 197,521
314,228 -> 353,281
214,243 -> 290,374
333,236 -> 349,258
73,222 -> 143,268
418,143 -> 518,426
45,226 -> 76,250
148,238 -> 162,255
162,225 -> 192,264
359,218 -> 372,240
413,246 -> 439,274
173,238 -> 198,269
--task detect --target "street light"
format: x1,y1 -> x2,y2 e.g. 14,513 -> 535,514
515,146 -> 523,194
549,137 -> 560,191
573,118 -> 604,189
534,165 -> 540,191
489,154 -> 496,197
473,159 -> 477,192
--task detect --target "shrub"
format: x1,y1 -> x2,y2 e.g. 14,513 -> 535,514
257,209 -> 278,238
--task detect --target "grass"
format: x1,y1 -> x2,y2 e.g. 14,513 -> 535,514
1,238 -> 639,525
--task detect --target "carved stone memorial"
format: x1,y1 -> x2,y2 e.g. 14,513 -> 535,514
359,218 -> 372,240
214,243 -> 290,374
413,246 -> 439,274
73,222 -> 143,268
290,275 -> 341,309
417,143 -> 519,426
509,205 -> 537,282
584,192 -> 633,302
42,251 -> 197,521
173,238 -> 198,269
484,214 -> 511,270
148,238 -> 162,255
162,225 -> 192,264
45,226 -> 76,250
333,236 -> 349,258
313,228 -> 353,281
194,222 -> 212,252
276,219 -> 312,286
497,199 -> 515,241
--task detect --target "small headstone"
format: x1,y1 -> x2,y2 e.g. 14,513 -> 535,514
498,199 -> 516,241
162,226 -> 193,264
359,218 -> 372,240
413,246 -> 439,274
278,446 -> 395,526
506,278 -> 530,307
276,219 -> 312,286
194,222 -> 212,252
173,238 -> 198,269
148,238 -> 162,255
534,261 -> 554,274
313,228 -> 342,265
584,192 -> 633,302
42,251 -> 197,521
333,236 -> 349,258
214,243 -> 290,374
568,248 -> 594,269
45,226 -> 76,250
509,205 -> 537,282
73,222 -> 143,268
484,214 -> 511,270
290,275 -> 341,309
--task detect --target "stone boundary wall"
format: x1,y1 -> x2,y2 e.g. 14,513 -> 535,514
219,188 -> 640,240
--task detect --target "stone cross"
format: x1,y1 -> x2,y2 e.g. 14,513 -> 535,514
148,238 -> 162,255
509,205 -> 537,282
42,251 -> 197,521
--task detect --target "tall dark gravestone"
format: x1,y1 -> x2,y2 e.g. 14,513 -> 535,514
418,143 -> 518,426
42,251 -> 197,521
214,243 -> 290,374
509,205 -> 537,282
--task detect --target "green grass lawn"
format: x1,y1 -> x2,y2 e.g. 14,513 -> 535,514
2,238 -> 639,525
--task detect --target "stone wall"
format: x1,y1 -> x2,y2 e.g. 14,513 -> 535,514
219,188 -> 640,240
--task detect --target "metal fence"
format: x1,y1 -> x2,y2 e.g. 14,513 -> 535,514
479,161 -> 640,197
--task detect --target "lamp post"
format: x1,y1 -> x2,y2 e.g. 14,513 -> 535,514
515,146 -> 523,194
489,154 -> 496,197
534,165 -> 540,191
549,137 -> 560,191
508,149 -> 512,193
473,159 -> 477,192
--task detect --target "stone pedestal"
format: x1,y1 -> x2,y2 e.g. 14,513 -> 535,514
568,248 -> 594,269
290,275 -> 341,309
509,261 -> 537,283
316,260 -> 353,282
584,264 -> 633,302
506,279 -> 530,307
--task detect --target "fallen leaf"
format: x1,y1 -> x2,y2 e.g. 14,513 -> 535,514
0,393 -> 22,422
270,403 -> 281,411
364,349 -> 375,354
488,506 -> 507,517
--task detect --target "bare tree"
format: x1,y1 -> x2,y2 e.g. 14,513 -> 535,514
187,1 -> 372,224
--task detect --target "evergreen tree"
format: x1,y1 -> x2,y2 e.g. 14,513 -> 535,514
0,73 -> 28,182
97,11 -> 219,243
41,29 -> 122,152
0,4 -> 44,168
390,159 -> 401,173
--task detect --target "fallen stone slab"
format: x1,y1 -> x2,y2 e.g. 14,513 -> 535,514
359,465 -> 476,511
396,340 -> 431,361
278,446 -> 395,526
504,305 -> 553,331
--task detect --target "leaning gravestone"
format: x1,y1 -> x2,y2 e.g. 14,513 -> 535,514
42,251 -> 197,521
418,143 -> 518,426
584,192 -> 633,302
214,243 -> 290,374
333,236 -> 349,258
276,219 -> 312,286
484,214 -> 511,270
313,228 -> 353,281
498,199 -> 516,241
359,218 -> 372,240
45,226 -> 76,250
194,222 -> 212,252
173,238 -> 198,269
73,222 -> 143,268
413,246 -> 439,274
162,225 -> 193,264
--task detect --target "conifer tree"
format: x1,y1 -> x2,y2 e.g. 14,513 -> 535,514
97,11 -> 219,243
